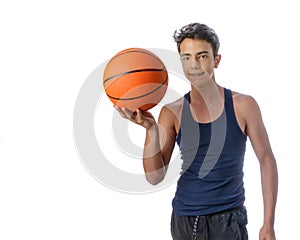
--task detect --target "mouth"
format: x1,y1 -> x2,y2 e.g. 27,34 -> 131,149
188,72 -> 205,77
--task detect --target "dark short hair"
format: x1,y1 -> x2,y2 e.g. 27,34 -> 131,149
173,23 -> 220,57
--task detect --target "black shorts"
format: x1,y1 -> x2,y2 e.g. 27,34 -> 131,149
170,206 -> 248,240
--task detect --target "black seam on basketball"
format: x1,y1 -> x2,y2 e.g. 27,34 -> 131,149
107,49 -> 165,69
103,68 -> 166,84
106,76 -> 168,101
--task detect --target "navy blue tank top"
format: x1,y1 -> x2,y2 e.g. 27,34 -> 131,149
172,88 -> 247,216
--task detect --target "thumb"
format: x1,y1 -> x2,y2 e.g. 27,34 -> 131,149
135,109 -> 143,122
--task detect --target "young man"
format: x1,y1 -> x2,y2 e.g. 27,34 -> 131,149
115,23 -> 278,240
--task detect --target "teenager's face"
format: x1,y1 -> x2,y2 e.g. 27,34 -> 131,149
179,38 -> 221,85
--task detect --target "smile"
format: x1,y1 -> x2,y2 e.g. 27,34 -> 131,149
188,72 -> 205,76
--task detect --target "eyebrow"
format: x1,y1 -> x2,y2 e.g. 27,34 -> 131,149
180,50 -> 210,57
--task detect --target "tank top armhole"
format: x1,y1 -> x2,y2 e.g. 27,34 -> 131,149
225,88 -> 247,140
176,128 -> 181,145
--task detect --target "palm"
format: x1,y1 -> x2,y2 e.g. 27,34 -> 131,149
114,106 -> 156,129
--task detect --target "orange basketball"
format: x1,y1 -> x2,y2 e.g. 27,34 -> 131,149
103,48 -> 168,111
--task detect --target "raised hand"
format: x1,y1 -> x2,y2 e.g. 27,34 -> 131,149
114,106 -> 156,130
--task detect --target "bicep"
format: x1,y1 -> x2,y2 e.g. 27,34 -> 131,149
244,97 -> 274,161
157,106 -> 177,166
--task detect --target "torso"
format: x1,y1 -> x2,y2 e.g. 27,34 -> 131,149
171,87 -> 248,216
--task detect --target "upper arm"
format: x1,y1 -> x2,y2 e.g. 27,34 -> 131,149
157,105 -> 178,166
241,96 -> 274,162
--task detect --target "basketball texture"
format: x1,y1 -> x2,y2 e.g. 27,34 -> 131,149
103,48 -> 168,111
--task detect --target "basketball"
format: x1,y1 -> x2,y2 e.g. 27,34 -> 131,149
103,48 -> 168,111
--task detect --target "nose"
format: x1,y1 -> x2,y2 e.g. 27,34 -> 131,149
190,57 -> 201,69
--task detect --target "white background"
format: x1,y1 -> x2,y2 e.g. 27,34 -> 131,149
1,0 -> 299,239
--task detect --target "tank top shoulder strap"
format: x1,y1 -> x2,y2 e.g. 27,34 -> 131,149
224,88 -> 247,138
181,91 -> 192,120
176,92 -> 192,145
224,88 -> 233,116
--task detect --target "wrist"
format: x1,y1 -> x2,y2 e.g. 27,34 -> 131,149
145,122 -> 157,131
263,214 -> 275,227
262,222 -> 274,228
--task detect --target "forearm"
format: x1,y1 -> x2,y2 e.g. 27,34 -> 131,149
143,124 -> 166,185
260,155 -> 278,226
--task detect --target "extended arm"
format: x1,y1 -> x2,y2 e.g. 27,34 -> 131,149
243,97 -> 278,240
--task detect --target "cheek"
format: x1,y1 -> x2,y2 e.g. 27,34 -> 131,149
202,63 -> 214,74
181,62 -> 189,74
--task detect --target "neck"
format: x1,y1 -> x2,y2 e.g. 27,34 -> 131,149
190,80 -> 223,106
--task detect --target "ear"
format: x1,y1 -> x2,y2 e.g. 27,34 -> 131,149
214,54 -> 221,68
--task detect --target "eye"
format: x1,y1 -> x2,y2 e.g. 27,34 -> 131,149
198,54 -> 208,60
181,56 -> 190,61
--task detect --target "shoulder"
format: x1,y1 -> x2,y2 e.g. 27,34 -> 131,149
231,90 -> 263,132
231,90 -> 260,113
158,96 -> 184,132
162,97 -> 184,115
